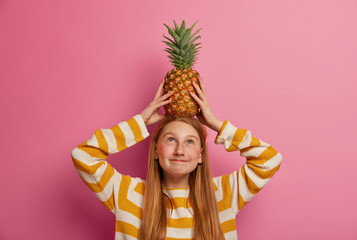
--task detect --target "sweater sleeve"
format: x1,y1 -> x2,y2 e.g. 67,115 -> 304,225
71,114 -> 149,213
213,120 -> 283,215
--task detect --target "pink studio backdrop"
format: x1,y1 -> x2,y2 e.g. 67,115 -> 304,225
1,0 -> 356,239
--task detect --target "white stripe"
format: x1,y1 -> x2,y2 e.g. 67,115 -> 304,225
163,188 -> 190,198
94,176 -> 114,201
113,172 -> 123,211
118,121 -> 135,147
76,163 -> 106,184
87,133 -> 99,147
230,171 -> 239,214
115,232 -> 137,240
237,130 -> 252,149
71,147 -> 95,165
224,230 -> 238,240
126,179 -> 144,208
255,152 -> 282,169
116,209 -> 142,229
133,115 -> 150,138
101,128 -> 118,154
219,208 -> 236,223
238,168 -> 255,202
166,227 -> 193,238
244,164 -> 270,188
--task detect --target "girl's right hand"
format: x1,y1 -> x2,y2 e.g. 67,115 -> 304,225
140,79 -> 173,126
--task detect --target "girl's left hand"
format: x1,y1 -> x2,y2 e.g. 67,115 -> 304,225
190,76 -> 223,132
140,79 -> 173,126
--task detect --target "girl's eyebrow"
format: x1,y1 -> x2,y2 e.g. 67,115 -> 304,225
162,132 -> 198,140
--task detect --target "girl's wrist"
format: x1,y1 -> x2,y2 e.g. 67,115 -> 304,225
209,118 -> 224,133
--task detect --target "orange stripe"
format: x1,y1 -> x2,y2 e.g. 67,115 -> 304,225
170,197 -> 190,209
95,129 -> 108,153
81,163 -> 115,193
77,140 -> 108,160
247,164 -> 281,179
127,118 -> 143,142
167,217 -> 193,228
134,182 -> 145,195
102,191 -> 115,211
111,125 -> 127,151
227,129 -> 248,152
237,172 -> 248,210
217,175 -> 232,212
118,175 -> 143,220
72,157 -> 104,175
240,166 -> 261,194
238,191 -> 247,210
259,145 -> 279,162
221,219 -> 237,233
115,220 -> 139,238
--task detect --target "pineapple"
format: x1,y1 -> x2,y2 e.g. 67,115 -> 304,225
162,20 -> 202,117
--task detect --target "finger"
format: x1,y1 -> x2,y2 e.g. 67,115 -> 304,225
155,90 -> 173,103
154,79 -> 165,100
190,91 -> 204,106
192,81 -> 207,102
152,98 -> 172,111
197,75 -> 207,94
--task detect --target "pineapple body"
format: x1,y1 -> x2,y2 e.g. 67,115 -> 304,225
163,68 -> 200,117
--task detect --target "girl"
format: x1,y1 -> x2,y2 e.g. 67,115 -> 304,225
71,77 -> 283,240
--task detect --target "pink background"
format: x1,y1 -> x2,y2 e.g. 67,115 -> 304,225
1,0 -> 356,239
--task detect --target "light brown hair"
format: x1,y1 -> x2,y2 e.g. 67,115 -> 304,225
139,116 -> 224,240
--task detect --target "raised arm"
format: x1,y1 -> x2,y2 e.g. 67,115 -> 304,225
214,121 -> 282,214
71,115 -> 149,213
71,80 -> 172,213
191,76 -> 282,214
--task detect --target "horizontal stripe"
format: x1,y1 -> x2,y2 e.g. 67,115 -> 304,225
115,220 -> 138,238
168,217 -> 193,228
221,219 -> 237,233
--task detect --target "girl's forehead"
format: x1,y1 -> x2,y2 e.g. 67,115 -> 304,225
160,121 -> 199,137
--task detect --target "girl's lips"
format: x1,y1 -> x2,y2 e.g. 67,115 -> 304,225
170,159 -> 187,162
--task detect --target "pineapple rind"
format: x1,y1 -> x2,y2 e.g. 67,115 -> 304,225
163,68 -> 200,117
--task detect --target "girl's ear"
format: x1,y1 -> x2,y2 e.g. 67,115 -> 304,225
198,152 -> 203,164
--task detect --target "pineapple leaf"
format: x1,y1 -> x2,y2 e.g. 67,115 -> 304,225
188,35 -> 201,46
164,24 -> 181,44
179,20 -> 186,38
173,19 -> 180,32
190,28 -> 202,42
163,41 -> 180,53
163,35 -> 176,45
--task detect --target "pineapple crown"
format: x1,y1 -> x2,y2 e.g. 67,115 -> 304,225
163,20 -> 202,69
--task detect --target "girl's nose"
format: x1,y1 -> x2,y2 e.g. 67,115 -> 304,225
174,143 -> 184,156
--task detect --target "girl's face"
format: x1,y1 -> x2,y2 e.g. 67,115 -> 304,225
156,121 -> 202,185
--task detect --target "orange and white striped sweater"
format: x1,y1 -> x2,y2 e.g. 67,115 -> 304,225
71,114 -> 282,240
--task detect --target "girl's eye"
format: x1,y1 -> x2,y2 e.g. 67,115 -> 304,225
168,137 -> 175,143
187,139 -> 194,144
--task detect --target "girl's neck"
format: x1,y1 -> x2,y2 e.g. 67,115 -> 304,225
162,175 -> 189,189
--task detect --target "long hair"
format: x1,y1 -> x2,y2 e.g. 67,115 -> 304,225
138,116 -> 225,240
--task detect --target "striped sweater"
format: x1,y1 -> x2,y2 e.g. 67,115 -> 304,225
71,114 -> 282,239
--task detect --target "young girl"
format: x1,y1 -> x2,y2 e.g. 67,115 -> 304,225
71,77 -> 282,240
